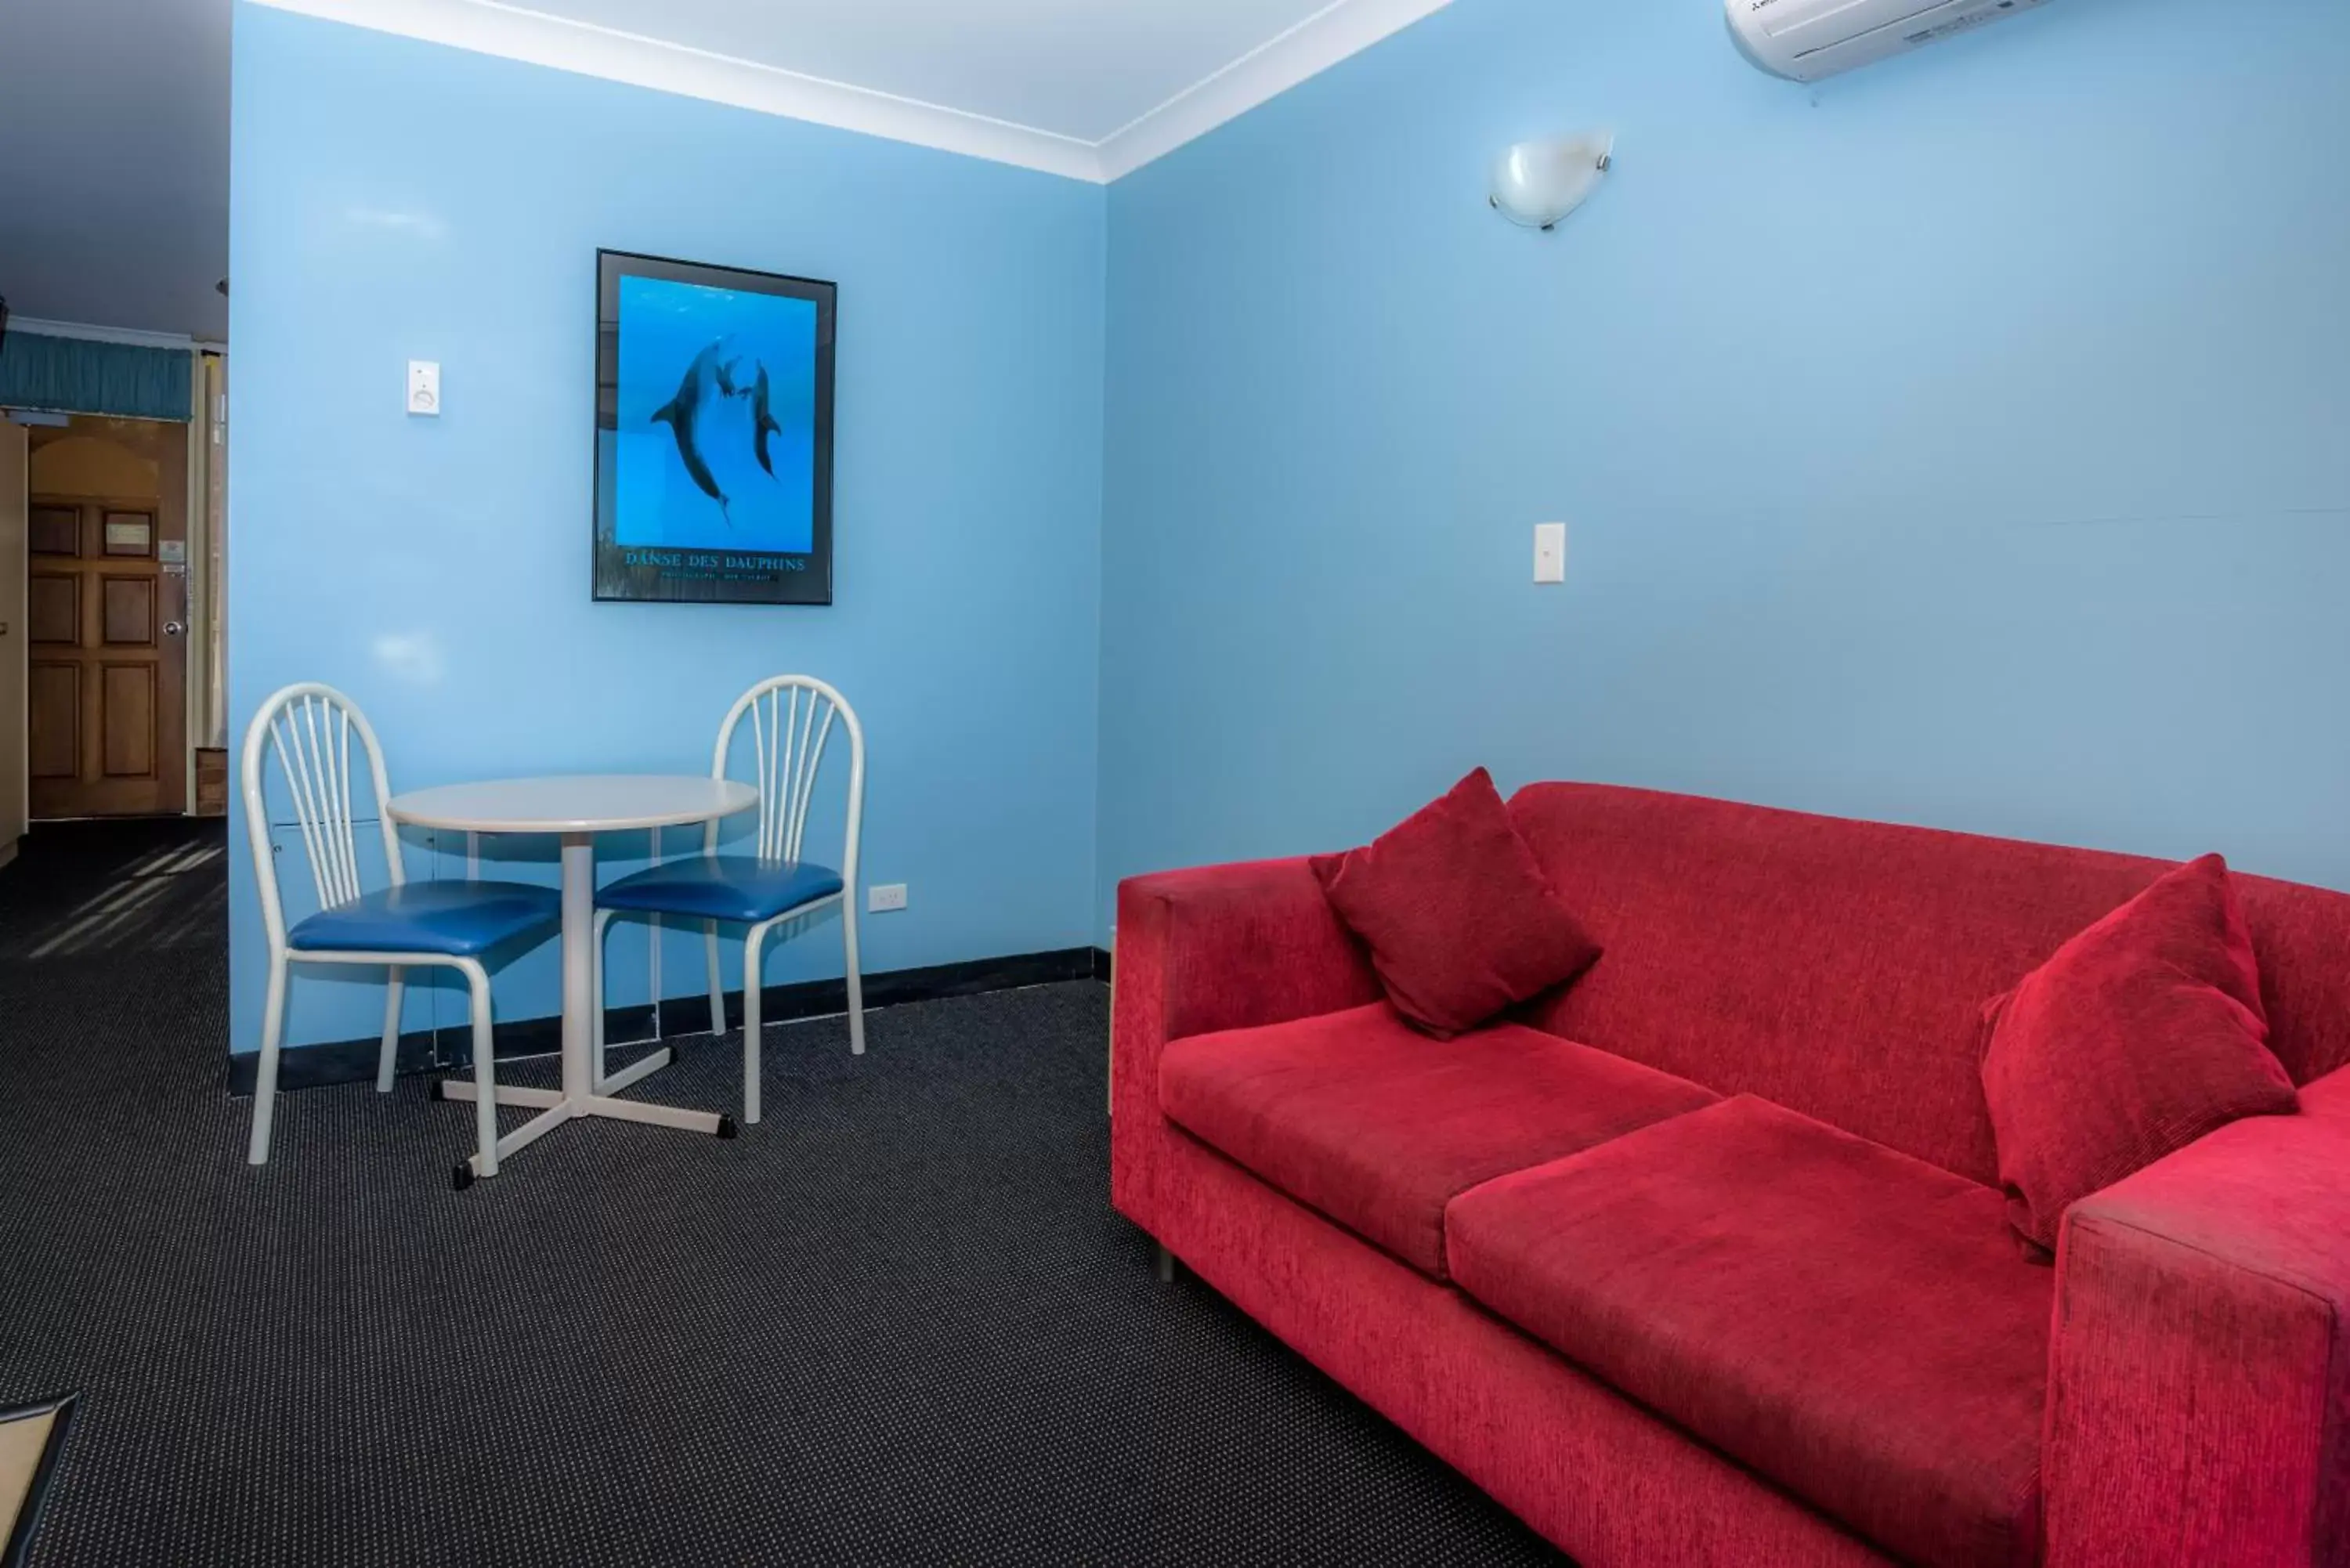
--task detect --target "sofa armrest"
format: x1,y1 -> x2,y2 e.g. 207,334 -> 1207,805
1110,859 -> 1379,1225
2044,1066 -> 2350,1568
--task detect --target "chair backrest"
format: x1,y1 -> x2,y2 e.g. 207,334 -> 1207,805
709,677 -> 864,882
240,682 -> 402,952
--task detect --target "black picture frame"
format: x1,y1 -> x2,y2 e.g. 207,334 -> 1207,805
593,249 -> 837,605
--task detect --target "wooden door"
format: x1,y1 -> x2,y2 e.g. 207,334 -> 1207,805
26,421 -> 188,818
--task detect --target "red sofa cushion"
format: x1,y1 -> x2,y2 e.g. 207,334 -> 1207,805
1981,854 -> 2299,1252
1311,768 -> 1601,1036
1507,782 -> 2350,1185
1159,1002 -> 1716,1279
1447,1096 -> 2051,1568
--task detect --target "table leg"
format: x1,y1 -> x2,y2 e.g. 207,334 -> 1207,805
560,833 -> 595,1104
452,828 -> 733,1182
561,829 -> 732,1140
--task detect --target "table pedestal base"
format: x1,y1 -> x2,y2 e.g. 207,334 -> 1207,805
382,782 -> 764,1186
436,832 -> 742,1187
437,1045 -> 732,1187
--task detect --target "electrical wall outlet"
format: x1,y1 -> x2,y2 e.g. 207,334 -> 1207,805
867,883 -> 908,913
407,359 -> 441,416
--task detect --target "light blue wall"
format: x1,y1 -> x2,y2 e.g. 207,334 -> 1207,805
232,0 -> 2350,1046
1098,0 -> 2350,929
229,5 -> 1104,1050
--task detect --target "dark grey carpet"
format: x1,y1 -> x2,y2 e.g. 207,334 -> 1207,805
0,820 -> 1565,1566
0,818 -> 225,962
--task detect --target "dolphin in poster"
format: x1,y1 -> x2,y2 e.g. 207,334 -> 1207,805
750,362 -> 784,478
649,338 -> 744,522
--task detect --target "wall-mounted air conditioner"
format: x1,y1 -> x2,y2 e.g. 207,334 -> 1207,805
1726,0 -> 2054,81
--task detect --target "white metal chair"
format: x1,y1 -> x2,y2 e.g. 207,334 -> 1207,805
592,676 -> 865,1124
240,683 -> 561,1172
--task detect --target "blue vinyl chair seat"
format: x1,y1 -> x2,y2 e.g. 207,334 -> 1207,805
597,857 -> 845,925
287,880 -> 562,959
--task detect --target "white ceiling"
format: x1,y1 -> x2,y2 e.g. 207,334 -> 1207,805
269,0 -> 1455,179
0,0 -> 1448,340
0,0 -> 232,341
522,0 -> 1347,145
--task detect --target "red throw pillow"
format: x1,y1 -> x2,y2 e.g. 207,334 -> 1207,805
1980,854 -> 2298,1252
1311,768 -> 1602,1038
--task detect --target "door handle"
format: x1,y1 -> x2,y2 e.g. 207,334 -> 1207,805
164,620 -> 186,636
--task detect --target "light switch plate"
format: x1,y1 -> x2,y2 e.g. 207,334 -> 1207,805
1534,522 -> 1567,583
407,360 -> 441,417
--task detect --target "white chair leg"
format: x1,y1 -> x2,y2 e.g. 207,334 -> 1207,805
842,900 -> 866,1057
705,919 -> 726,1038
592,908 -> 616,1088
465,963 -> 499,1179
247,952 -> 291,1165
377,965 -> 405,1093
742,922 -> 769,1125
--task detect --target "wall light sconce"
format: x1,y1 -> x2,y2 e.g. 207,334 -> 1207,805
1490,134 -> 1614,231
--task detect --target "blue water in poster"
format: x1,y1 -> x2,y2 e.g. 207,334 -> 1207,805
613,275 -> 819,554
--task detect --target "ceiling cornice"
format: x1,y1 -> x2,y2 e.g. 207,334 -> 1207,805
250,0 -> 1104,179
246,0 -> 1455,184
1095,0 -> 1453,181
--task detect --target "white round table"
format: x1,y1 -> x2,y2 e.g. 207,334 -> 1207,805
387,774 -> 758,1178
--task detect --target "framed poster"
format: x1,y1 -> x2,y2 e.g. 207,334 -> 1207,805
593,249 -> 837,604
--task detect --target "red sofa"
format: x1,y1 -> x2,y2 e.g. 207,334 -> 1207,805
1110,782 -> 2350,1568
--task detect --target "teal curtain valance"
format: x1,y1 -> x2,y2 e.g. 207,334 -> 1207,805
0,331 -> 193,421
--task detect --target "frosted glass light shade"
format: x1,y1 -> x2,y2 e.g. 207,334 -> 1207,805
1490,135 -> 1614,230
